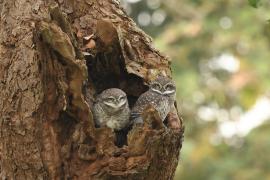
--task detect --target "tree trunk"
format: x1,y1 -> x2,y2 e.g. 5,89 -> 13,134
0,0 -> 184,179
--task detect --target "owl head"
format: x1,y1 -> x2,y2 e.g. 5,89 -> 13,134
149,75 -> 176,97
97,88 -> 128,113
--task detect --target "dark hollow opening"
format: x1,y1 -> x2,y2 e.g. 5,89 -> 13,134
84,52 -> 148,147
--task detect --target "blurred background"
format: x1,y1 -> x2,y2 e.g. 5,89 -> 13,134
121,0 -> 270,179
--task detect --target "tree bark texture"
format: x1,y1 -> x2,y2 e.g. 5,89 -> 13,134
0,0 -> 184,179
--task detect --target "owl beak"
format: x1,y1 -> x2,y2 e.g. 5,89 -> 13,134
161,87 -> 166,94
112,100 -> 119,108
115,99 -> 120,105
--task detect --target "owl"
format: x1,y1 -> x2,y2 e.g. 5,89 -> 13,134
93,88 -> 130,131
131,75 -> 176,124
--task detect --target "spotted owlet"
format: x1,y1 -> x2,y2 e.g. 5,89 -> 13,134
131,75 -> 176,124
93,88 -> 130,131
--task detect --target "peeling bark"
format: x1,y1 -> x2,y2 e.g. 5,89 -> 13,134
0,0 -> 184,179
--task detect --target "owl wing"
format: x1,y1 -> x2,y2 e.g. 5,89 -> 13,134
130,91 -> 157,124
130,112 -> 143,124
93,102 -> 104,127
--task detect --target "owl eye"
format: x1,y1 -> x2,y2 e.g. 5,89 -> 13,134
105,97 -> 115,103
165,84 -> 175,91
151,83 -> 161,90
119,96 -> 126,101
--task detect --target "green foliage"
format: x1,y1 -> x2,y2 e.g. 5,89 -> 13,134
248,0 -> 261,8
123,0 -> 270,179
175,123 -> 270,180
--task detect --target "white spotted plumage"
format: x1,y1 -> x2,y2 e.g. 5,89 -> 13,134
131,76 -> 176,123
93,88 -> 130,131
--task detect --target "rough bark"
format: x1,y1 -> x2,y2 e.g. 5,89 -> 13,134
0,0 -> 184,179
